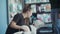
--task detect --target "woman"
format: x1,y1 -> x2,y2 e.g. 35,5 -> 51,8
6,6 -> 36,34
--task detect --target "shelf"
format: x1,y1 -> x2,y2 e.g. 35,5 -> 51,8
45,22 -> 52,24
38,27 -> 53,33
37,12 -> 51,14
39,30 -> 52,33
25,2 -> 50,5
45,23 -> 53,27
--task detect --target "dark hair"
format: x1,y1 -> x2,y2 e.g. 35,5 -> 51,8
22,4 -> 31,13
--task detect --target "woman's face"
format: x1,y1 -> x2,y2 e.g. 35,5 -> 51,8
27,10 -> 32,18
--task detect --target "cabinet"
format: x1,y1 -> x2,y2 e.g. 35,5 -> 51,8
25,0 -> 53,34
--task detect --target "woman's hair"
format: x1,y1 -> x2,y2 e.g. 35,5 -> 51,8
22,4 -> 31,13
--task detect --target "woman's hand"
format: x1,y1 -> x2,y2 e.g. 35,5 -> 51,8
21,25 -> 30,32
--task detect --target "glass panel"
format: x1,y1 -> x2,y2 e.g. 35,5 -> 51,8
8,0 -> 23,23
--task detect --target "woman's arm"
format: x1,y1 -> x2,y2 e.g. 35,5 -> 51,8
10,21 -> 22,29
10,21 -> 30,32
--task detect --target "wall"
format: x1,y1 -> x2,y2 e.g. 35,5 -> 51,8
0,0 -> 7,34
